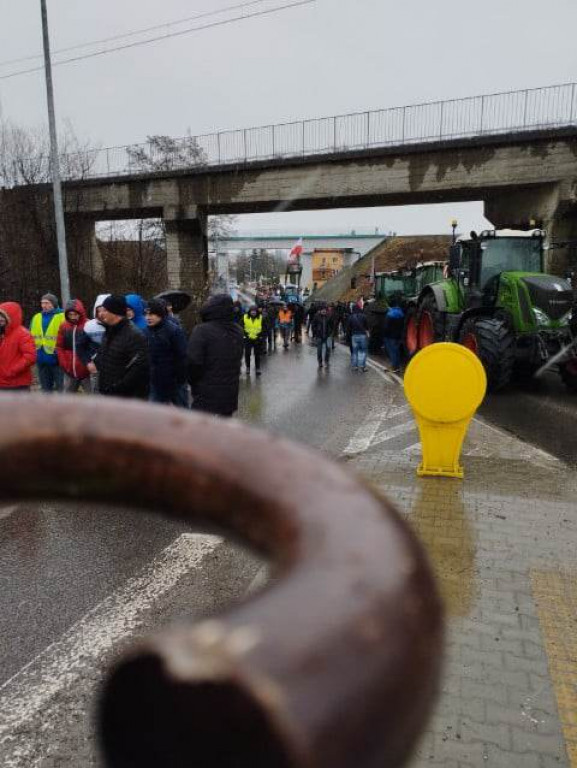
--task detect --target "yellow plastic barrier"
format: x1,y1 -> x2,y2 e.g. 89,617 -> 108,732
403,343 -> 487,479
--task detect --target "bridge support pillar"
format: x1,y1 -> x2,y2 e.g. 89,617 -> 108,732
164,212 -> 208,317
484,184 -> 577,275
66,217 -> 105,294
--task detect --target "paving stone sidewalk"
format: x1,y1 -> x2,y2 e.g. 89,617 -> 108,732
346,406 -> 577,768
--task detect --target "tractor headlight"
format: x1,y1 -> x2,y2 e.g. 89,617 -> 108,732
532,307 -> 550,326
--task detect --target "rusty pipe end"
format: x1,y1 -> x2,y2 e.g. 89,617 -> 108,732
100,659 -> 300,768
100,629 -> 304,768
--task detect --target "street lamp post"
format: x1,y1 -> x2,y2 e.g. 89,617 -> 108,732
40,0 -> 70,305
451,219 -> 458,244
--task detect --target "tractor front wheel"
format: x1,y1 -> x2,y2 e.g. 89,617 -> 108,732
560,359 -> 577,392
459,317 -> 515,391
418,295 -> 444,349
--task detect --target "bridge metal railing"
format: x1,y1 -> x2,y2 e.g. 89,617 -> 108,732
54,81 -> 577,181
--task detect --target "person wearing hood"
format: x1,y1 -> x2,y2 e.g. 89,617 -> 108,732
187,294 -> 244,417
84,294 -> 110,348
0,302 -> 37,391
347,304 -> 370,372
56,299 -> 92,393
145,299 -> 188,406
30,293 -> 65,392
382,300 -> 405,374
125,294 -> 147,332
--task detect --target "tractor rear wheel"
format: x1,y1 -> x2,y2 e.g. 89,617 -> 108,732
459,317 -> 515,391
560,359 -> 577,392
418,295 -> 444,349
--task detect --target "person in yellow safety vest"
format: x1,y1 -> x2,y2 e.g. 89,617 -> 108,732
243,307 -> 263,377
30,294 -> 65,392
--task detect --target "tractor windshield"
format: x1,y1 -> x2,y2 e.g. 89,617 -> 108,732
480,237 -> 543,286
384,276 -> 406,294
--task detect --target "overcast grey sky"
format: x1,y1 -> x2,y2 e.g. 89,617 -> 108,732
1,0 -> 576,235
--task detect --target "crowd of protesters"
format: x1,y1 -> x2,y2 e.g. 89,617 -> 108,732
0,292 -> 245,418
0,284 -> 405,417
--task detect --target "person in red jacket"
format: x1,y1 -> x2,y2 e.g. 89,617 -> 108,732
0,302 -> 37,391
56,299 -> 92,393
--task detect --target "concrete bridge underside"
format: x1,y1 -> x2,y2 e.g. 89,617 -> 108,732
58,127 -> 577,296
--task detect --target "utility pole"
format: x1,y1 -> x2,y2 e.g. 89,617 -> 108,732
40,0 -> 70,305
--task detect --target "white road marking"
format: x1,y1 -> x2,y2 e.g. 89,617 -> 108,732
365,357 -> 404,385
0,533 -> 221,763
0,505 -> 18,521
370,419 -> 417,447
343,405 -> 410,456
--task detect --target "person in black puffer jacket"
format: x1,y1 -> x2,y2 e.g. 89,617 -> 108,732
95,295 -> 150,399
144,299 -> 188,406
187,294 -> 244,417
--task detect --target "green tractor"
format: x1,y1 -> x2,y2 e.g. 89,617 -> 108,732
406,229 -> 577,391
367,265 -> 444,353
374,269 -> 417,307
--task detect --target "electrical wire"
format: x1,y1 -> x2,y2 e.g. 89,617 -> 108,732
0,0 -> 279,70
0,0 -> 315,82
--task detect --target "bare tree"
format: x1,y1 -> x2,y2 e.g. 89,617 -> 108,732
0,119 -> 102,317
0,118 -> 100,187
126,132 -> 207,173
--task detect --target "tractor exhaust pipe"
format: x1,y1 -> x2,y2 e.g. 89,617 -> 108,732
0,396 -> 443,768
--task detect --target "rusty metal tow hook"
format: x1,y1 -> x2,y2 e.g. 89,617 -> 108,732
0,396 -> 443,768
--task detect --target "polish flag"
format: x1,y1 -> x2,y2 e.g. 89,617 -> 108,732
288,237 -> 303,263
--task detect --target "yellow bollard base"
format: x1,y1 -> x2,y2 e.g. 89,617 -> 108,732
417,463 -> 464,480
404,343 -> 488,484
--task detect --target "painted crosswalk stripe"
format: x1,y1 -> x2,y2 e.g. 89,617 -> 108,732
0,533 -> 221,765
343,405 -> 410,456
370,419 -> 416,447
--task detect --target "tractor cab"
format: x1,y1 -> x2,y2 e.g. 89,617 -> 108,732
450,230 -> 574,332
375,270 -> 416,306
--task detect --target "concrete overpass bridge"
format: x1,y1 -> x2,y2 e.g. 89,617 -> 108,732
6,82 -> 577,296
214,233 -> 385,255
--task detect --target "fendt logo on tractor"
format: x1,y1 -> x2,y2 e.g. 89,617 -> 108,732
404,230 -> 577,392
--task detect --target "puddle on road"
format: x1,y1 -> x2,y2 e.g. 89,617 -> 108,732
408,480 -> 477,618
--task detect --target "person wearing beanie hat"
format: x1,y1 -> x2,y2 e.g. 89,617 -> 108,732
30,293 -> 65,392
93,294 -> 149,399
145,299 -> 188,406
41,294 -> 59,310
102,294 -> 128,318
146,298 -> 168,319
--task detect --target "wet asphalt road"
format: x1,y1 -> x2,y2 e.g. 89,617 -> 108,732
0,338 -> 574,765
479,369 -> 577,466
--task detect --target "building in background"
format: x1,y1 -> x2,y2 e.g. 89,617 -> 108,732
310,248 -> 357,290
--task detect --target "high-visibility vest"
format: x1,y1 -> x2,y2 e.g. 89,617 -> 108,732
278,310 -> 293,325
243,315 -> 263,341
30,312 -> 64,356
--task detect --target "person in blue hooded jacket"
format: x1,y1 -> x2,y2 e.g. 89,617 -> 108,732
125,294 -> 147,332
382,300 -> 405,373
